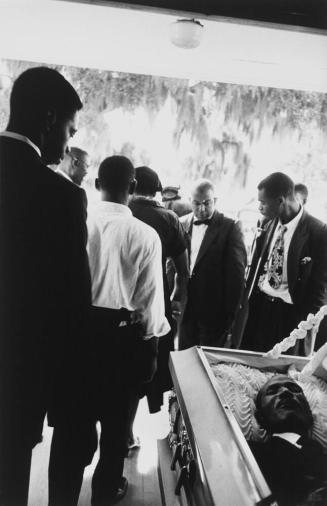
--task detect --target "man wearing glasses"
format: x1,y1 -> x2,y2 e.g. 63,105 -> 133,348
179,178 -> 247,350
56,146 -> 90,186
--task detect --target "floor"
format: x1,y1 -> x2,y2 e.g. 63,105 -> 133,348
28,397 -> 170,506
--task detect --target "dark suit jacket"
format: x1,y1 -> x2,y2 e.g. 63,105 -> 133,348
180,210 -> 247,341
236,210 -> 327,351
0,136 -> 91,442
129,197 -> 187,316
249,436 -> 327,506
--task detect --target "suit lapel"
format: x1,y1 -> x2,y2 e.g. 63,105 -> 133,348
193,211 -> 222,268
287,211 -> 309,291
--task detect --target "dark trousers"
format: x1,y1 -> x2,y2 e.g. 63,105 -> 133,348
241,291 -> 303,354
0,432 -> 32,506
0,361 -> 45,506
90,307 -> 158,506
48,421 -> 97,506
179,305 -> 228,350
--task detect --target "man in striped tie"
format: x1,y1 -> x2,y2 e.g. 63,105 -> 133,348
239,172 -> 327,355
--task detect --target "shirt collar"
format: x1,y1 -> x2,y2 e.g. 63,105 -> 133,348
273,432 -> 302,448
0,131 -> 41,158
98,201 -> 132,216
132,196 -> 162,207
56,168 -> 73,182
278,205 -> 303,233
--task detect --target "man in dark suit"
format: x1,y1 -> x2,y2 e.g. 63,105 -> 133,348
0,67 -> 93,506
238,172 -> 327,356
179,178 -> 247,349
249,375 -> 327,506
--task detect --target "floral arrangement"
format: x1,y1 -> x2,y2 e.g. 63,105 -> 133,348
264,305 -> 327,359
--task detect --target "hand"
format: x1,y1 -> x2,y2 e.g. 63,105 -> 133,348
171,300 -> 182,319
130,310 -> 144,325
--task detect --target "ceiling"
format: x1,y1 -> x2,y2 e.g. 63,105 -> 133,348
0,0 -> 326,93
65,0 -> 327,30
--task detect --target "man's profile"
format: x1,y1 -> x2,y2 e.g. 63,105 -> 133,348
0,66 -> 92,506
56,146 -> 90,186
249,375 -> 327,506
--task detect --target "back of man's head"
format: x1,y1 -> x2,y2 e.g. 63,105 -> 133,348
134,166 -> 162,196
98,156 -> 135,195
257,172 -> 295,200
9,67 -> 82,124
294,183 -> 308,205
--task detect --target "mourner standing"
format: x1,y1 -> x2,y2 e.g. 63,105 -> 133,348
129,166 -> 189,416
179,178 -> 247,349
239,172 -> 327,355
0,67 -> 91,506
56,146 -> 90,186
87,156 -> 169,505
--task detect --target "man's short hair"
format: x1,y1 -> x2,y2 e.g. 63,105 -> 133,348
69,147 -> 88,160
191,178 -> 216,195
257,172 -> 294,199
294,183 -> 308,201
10,67 -> 82,121
98,156 -> 134,193
135,166 -> 162,195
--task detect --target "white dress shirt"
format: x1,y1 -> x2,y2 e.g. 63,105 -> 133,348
273,432 -> 302,449
87,201 -> 170,339
190,222 -> 208,272
0,130 -> 41,157
260,206 -> 304,303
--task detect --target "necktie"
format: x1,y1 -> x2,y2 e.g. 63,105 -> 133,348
267,224 -> 287,289
193,219 -> 211,226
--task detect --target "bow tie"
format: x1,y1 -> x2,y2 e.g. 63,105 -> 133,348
193,219 -> 211,226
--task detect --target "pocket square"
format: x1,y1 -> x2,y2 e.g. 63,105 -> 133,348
301,256 -> 312,265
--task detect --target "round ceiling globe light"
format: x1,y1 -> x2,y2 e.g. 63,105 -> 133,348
170,18 -> 204,49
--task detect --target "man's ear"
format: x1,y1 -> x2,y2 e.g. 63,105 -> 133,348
95,178 -> 100,191
129,179 -> 137,195
45,108 -> 56,133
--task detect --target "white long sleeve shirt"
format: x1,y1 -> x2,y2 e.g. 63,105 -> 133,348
87,201 -> 170,339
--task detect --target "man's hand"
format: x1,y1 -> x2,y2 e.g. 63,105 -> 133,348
130,310 -> 144,325
171,299 -> 182,319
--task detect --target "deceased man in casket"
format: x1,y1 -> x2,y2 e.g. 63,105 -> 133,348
249,375 -> 327,506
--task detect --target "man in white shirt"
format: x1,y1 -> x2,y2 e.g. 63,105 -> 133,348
56,146 -> 90,186
249,375 -> 327,506
239,172 -> 327,355
87,155 -> 169,505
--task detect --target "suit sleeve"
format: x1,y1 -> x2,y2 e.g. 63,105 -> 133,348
224,220 -> 247,325
67,187 -> 92,334
133,233 -> 170,339
305,223 -> 327,313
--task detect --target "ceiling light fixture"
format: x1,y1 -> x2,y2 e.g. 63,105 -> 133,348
170,18 -> 204,49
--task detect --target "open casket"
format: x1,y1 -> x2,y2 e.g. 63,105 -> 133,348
157,346 -> 327,506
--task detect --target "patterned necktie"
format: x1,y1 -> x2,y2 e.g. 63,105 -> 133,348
267,224 -> 287,289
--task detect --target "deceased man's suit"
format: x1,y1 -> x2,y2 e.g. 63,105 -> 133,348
249,436 -> 327,506
238,210 -> 327,354
179,210 -> 247,349
0,136 -> 92,504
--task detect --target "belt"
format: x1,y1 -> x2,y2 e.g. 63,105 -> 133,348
91,306 -> 132,325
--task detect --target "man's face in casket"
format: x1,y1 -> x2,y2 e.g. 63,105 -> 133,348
256,375 -> 313,434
